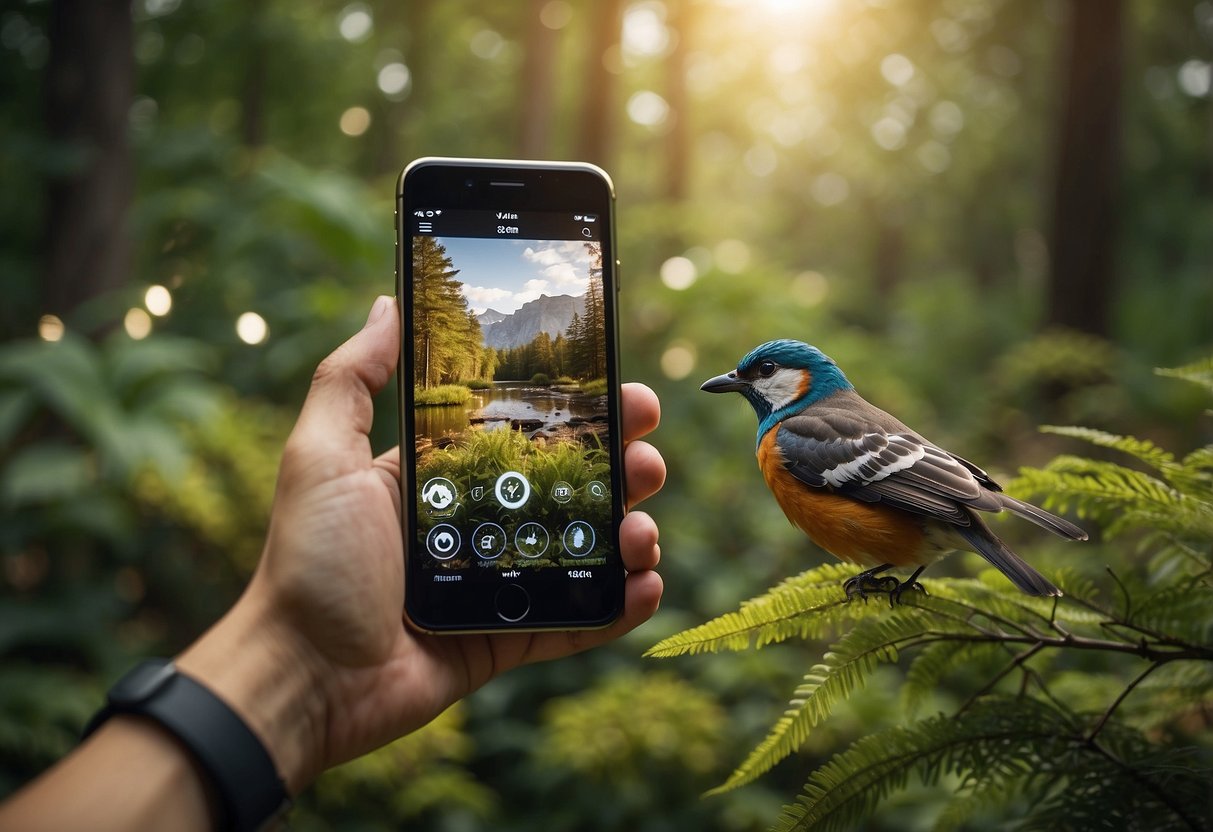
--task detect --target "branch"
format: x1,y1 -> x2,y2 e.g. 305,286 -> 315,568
1084,737 -> 1206,832
1085,661 -> 1161,744
956,642 -> 1046,716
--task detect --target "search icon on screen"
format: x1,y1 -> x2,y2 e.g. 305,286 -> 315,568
581,227 -> 592,237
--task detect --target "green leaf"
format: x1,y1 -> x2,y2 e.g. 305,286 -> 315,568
0,442 -> 93,506
1040,425 -> 1176,472
645,564 -> 878,657
0,388 -> 37,446
1155,356 -> 1213,395
709,609 -> 942,796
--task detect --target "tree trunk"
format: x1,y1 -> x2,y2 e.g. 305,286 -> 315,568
241,0 -> 268,149
374,0 -> 433,175
42,0 -> 134,322
1046,0 -> 1123,337
576,0 -> 624,170
664,0 -> 691,202
518,0 -> 558,158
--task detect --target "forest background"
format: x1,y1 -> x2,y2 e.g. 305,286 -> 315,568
0,1 -> 1210,830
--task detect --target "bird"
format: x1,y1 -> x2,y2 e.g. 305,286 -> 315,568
701,339 -> 1087,600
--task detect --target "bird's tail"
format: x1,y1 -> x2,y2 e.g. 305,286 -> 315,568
955,522 -> 1062,597
996,495 -> 1088,541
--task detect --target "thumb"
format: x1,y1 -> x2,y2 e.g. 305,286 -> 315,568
289,295 -> 400,458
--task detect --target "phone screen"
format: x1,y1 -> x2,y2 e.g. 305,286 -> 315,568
398,160 -> 624,631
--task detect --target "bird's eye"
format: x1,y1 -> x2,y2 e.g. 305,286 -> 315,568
758,360 -> 776,377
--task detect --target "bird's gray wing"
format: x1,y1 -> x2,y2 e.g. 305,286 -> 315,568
774,406 -> 1003,527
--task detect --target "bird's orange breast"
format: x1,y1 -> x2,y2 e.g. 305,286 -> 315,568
757,428 -> 927,568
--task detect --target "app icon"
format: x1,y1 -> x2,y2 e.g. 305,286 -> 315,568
421,478 -> 457,513
425,524 -> 461,560
551,481 -> 573,504
470,485 -> 486,502
472,522 -> 506,560
515,522 -> 550,558
494,471 -> 531,510
563,521 -> 596,557
587,481 -> 607,502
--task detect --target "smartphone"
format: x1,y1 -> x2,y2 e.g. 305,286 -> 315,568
396,158 -> 625,632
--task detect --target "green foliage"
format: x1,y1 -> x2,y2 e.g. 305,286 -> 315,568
650,360 -> 1213,831
578,378 -> 607,397
303,704 -> 495,827
535,671 -> 726,784
773,696 -> 1209,832
530,372 -> 551,385
413,384 -> 472,407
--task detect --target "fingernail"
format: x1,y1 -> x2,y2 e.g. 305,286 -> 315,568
364,295 -> 391,328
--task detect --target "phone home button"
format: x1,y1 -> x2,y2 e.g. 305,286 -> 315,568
494,583 -> 531,623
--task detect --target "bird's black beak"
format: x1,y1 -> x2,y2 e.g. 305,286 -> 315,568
701,371 -> 748,393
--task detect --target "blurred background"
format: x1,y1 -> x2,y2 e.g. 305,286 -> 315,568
0,0 -> 1210,829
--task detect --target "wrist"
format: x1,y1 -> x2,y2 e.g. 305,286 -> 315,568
176,585 -> 330,795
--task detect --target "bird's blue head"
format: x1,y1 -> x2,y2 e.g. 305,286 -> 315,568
700,339 -> 854,443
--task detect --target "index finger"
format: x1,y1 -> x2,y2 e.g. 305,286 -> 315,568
621,382 -> 660,442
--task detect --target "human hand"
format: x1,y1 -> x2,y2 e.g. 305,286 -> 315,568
177,295 -> 665,793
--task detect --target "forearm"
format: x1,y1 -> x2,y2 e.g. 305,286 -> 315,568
0,585 -> 328,831
0,717 -> 220,832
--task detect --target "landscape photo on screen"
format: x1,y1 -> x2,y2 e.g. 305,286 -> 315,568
411,234 -> 613,571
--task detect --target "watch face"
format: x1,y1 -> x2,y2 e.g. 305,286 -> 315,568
109,659 -> 177,705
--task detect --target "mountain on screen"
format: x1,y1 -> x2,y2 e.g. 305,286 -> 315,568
478,294 -> 581,349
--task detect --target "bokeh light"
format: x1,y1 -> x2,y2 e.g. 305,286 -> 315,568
236,312 -> 268,345
37,314 -> 64,342
377,63 -> 411,97
713,239 -> 751,274
540,1 -> 573,30
810,172 -> 849,206
1178,59 -> 1212,97
660,341 -> 697,381
337,3 -> 372,42
470,29 -> 504,60
660,256 -> 698,291
339,106 -> 371,136
124,307 -> 152,340
791,270 -> 830,307
144,284 -> 172,316
626,90 -> 669,127
622,2 -> 670,59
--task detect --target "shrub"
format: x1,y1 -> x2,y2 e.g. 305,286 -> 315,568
414,385 -> 471,406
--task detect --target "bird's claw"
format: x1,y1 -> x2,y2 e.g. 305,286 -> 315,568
843,573 -> 900,602
843,570 -> 927,606
888,579 -> 927,607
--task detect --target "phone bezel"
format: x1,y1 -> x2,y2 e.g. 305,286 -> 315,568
395,158 -> 626,634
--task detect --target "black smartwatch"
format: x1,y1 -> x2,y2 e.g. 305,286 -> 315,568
82,659 -> 291,832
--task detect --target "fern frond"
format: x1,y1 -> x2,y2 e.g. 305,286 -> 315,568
1170,445 -> 1213,499
1155,355 -> 1213,395
900,640 -> 1009,716
708,609 -> 948,795
1040,425 -> 1176,471
738,563 -> 860,609
931,774 -> 1026,832
1127,662 -> 1213,731
771,696 -> 1210,832
914,577 -> 1105,628
1129,580 -> 1213,645
771,697 -> 1076,832
645,565 -> 876,657
1008,457 -> 1213,540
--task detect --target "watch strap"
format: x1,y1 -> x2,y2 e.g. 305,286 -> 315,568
83,659 -> 291,832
